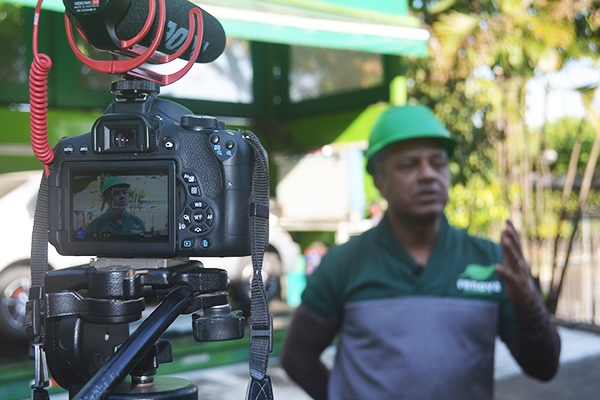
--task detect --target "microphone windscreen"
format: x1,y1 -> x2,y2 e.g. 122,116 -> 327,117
115,0 -> 226,63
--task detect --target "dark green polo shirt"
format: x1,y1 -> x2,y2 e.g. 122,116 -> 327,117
86,212 -> 146,236
302,215 -> 516,400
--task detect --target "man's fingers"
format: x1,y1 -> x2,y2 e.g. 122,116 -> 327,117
506,220 -> 522,240
495,264 -> 512,281
501,233 -> 521,269
501,221 -> 528,273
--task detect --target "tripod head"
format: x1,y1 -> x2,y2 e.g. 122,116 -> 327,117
42,258 -> 244,399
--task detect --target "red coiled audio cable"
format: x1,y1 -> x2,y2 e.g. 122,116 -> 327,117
29,0 -> 53,176
28,0 -> 201,177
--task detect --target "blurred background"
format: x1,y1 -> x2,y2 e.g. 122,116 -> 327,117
1,0 -> 600,399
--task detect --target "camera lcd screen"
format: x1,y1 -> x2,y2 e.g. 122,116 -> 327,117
70,168 -> 170,244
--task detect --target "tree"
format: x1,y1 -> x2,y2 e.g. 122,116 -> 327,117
407,1 -> 597,232
546,86 -> 600,313
404,2 -> 600,314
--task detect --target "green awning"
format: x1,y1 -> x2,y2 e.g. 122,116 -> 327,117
333,102 -> 389,145
5,0 -> 65,12
195,0 -> 429,57
7,0 -> 429,57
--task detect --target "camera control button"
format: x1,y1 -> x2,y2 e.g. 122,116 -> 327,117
182,209 -> 193,226
182,173 -> 197,183
206,208 -> 214,226
189,186 -> 201,196
63,144 -> 74,155
79,144 -> 90,154
213,144 -> 223,157
226,140 -> 235,150
200,238 -> 211,249
190,225 -> 208,234
164,140 -> 175,149
182,239 -> 194,249
190,201 -> 207,209
193,212 -> 204,223
210,134 -> 220,144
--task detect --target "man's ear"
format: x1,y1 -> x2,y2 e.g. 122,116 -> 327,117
373,174 -> 385,196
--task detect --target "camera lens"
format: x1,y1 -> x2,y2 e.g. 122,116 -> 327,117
112,129 -> 136,148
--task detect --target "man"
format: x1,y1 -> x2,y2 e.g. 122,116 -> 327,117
86,176 -> 146,236
280,105 -> 561,400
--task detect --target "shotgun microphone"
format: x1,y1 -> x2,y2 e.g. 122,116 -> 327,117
63,0 -> 226,63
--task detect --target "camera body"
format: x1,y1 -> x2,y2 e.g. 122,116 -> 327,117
48,83 -> 254,258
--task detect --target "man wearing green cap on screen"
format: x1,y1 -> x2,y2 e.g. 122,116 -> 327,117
280,105 -> 561,400
86,176 -> 146,237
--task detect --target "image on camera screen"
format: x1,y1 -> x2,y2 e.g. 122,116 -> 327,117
70,170 -> 169,243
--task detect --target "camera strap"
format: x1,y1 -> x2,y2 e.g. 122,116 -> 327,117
27,171 -> 51,399
243,130 -> 274,400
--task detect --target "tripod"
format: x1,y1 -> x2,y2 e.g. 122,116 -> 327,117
39,258 -> 244,399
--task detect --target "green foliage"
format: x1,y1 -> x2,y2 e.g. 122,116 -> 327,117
542,116 -> 595,174
403,0 -> 600,239
446,174 -> 511,237
0,3 -> 25,83
441,114 -> 598,237
402,57 -> 499,186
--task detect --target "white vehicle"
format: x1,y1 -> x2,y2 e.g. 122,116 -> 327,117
0,170 -> 300,339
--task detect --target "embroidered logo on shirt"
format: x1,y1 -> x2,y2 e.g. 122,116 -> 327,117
131,224 -> 143,233
456,264 -> 502,295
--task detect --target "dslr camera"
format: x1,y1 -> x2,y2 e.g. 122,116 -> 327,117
48,80 -> 254,259
32,80 -> 268,399
27,1 -> 274,398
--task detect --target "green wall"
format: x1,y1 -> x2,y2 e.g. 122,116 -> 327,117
0,106 -> 101,174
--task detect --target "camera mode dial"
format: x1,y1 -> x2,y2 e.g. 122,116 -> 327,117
181,115 -> 223,130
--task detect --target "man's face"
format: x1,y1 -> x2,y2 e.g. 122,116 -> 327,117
374,138 -> 450,222
105,185 -> 129,210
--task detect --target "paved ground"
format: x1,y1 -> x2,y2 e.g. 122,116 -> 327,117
495,354 -> 600,400
20,325 -> 600,400
179,325 -> 600,400
494,326 -> 600,400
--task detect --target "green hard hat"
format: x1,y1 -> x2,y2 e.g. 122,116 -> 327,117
102,176 -> 130,194
366,105 -> 457,175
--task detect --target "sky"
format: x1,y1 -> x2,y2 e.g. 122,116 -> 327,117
525,58 -> 600,128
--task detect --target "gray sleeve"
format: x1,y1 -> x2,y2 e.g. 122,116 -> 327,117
506,293 -> 561,381
279,304 -> 339,400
